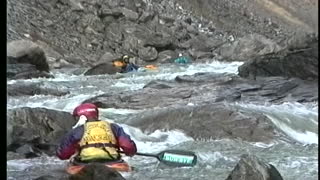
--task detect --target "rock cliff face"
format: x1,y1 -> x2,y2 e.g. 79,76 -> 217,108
7,0 -> 317,67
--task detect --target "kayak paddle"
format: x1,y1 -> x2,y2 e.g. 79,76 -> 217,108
119,150 -> 197,167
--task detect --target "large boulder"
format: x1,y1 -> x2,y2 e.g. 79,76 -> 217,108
7,40 -> 50,72
126,103 -> 280,142
7,107 -> 76,157
7,40 -> 53,79
226,154 -> 283,180
238,36 -> 318,80
217,34 -> 282,61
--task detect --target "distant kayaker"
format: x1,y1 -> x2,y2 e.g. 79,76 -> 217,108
112,55 -> 139,73
56,103 -> 137,164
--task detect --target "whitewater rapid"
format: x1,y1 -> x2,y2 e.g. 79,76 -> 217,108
7,61 -> 318,180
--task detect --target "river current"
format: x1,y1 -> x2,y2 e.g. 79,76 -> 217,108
7,61 -> 318,180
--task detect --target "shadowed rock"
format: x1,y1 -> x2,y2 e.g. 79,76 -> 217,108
238,36 -> 318,80
226,154 -> 283,180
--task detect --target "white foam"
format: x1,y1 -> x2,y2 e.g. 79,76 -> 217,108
7,93 -> 103,112
267,115 -> 318,144
119,124 -> 194,153
7,156 -> 64,171
112,61 -> 243,89
233,102 -> 318,145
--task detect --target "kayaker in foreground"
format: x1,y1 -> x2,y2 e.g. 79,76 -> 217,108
56,103 -> 137,167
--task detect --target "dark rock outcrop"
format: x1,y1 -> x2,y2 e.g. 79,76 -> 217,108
226,154 -> 283,180
7,107 -> 76,158
69,163 -> 125,180
238,36 -> 318,80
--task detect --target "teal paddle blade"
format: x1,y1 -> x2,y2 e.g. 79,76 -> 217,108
158,150 -> 197,167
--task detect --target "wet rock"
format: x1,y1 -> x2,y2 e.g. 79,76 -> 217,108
7,107 -> 76,157
238,36 -> 318,80
157,50 -> 178,63
127,103 -> 280,142
69,163 -> 125,180
84,87 -> 194,110
7,40 -> 50,72
226,154 -> 283,180
7,63 -> 38,78
84,63 -> 122,76
11,71 -> 54,80
84,72 -> 317,110
7,151 -> 25,160
214,76 -> 318,103
218,34 -> 281,61
143,80 -> 175,89
7,83 -> 70,96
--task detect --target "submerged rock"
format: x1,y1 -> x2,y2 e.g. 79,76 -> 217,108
69,163 -> 125,180
226,154 -> 283,180
7,151 -> 25,160
7,83 -> 69,96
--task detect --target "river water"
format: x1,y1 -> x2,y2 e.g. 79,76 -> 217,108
7,61 -> 318,180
